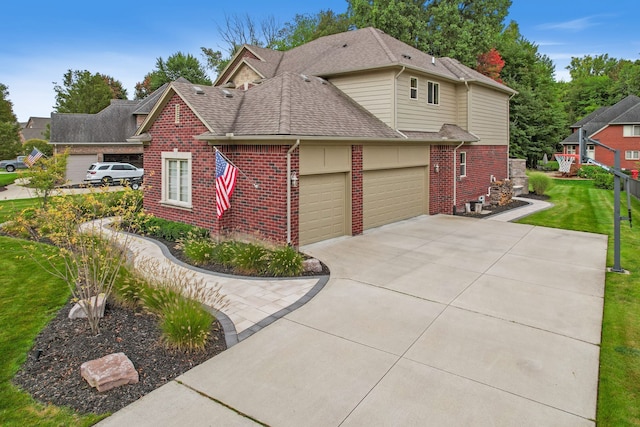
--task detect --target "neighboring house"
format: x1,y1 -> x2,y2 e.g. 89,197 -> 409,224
49,84 -> 169,184
132,27 -> 516,246
561,94 -> 640,170
20,116 -> 50,142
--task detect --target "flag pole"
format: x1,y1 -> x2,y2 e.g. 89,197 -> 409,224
214,147 -> 260,189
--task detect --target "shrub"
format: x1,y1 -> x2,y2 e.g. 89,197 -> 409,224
542,160 -> 559,171
111,266 -> 149,309
135,216 -> 208,241
528,172 -> 552,196
211,241 -> 239,267
233,243 -> 268,274
267,245 -> 304,277
160,296 -> 213,351
577,165 -> 601,179
182,235 -> 216,265
594,172 -> 614,190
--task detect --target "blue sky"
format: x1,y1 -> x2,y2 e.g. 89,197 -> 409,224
2,0 -> 639,122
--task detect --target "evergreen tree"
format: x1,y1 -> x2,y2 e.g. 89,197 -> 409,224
0,83 -> 22,159
54,70 -> 127,114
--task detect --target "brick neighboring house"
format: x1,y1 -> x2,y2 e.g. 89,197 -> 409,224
561,94 -> 640,170
133,27 -> 516,246
20,117 -> 50,142
49,84 -> 169,184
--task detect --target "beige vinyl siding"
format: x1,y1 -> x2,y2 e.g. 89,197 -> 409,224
330,70 -> 395,127
468,84 -> 510,145
456,84 -> 469,130
396,74 -> 457,131
299,144 -> 351,175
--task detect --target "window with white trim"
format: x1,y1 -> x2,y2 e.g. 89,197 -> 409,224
427,81 -> 439,105
623,125 -> 640,136
410,77 -> 418,99
566,145 -> 576,155
161,151 -> 192,208
626,150 -> 640,160
459,152 -> 467,177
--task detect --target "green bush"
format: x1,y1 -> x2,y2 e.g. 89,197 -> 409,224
112,266 -> 148,309
528,172 -> 552,196
136,216 -> 208,241
577,165 -> 601,179
160,296 -> 213,352
267,245 -> 304,277
211,241 -> 239,267
182,236 -> 216,265
541,160 -> 559,171
594,172 -> 614,190
233,243 -> 268,274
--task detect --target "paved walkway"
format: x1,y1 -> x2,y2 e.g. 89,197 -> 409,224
98,212 -> 606,426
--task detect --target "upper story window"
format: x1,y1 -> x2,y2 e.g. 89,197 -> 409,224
427,81 -> 439,105
626,150 -> 640,160
410,77 -> 418,99
459,152 -> 467,177
623,125 -> 640,136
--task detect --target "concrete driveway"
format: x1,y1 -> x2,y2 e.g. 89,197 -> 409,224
100,215 -> 607,426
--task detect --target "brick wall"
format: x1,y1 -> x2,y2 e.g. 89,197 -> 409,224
351,145 -> 363,235
593,125 -> 640,170
430,144 -> 508,213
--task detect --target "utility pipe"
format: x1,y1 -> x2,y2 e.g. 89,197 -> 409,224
287,139 -> 301,244
452,141 -> 464,213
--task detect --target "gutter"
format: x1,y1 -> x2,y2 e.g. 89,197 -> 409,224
287,139 -> 300,244
452,141 -> 464,213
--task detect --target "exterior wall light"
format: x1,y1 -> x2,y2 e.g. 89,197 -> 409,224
434,163 -> 440,173
290,171 -> 299,187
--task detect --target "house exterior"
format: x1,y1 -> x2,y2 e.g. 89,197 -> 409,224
20,116 -> 50,142
133,27 -> 516,246
561,95 -> 640,170
49,85 -> 168,184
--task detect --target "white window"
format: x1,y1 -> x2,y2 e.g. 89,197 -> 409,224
459,152 -> 467,177
161,151 -> 192,208
410,77 -> 418,99
626,150 -> 640,160
427,81 -> 439,105
623,125 -> 640,136
566,145 -> 576,155
587,144 -> 595,160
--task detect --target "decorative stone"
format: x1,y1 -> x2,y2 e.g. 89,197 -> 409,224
302,258 -> 323,273
80,352 -> 139,392
68,293 -> 106,319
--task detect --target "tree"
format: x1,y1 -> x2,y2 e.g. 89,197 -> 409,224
135,52 -> 212,99
54,70 -> 128,114
476,48 -> 505,83
23,138 -> 53,157
24,149 -> 68,207
271,10 -> 351,51
498,22 -> 567,167
0,83 -> 21,159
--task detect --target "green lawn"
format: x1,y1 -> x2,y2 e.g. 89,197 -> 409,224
0,172 -> 18,187
517,179 -> 640,426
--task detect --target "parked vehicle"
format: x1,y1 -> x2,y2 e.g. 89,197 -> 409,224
0,156 -> 27,172
84,162 -> 144,186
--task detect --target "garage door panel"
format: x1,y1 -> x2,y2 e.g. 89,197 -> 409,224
364,167 -> 427,230
66,155 -> 98,184
299,173 -> 347,245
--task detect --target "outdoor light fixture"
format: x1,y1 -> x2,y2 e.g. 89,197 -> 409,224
290,171 -> 299,187
434,163 -> 440,173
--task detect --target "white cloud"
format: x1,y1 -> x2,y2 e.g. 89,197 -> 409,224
536,16 -> 599,32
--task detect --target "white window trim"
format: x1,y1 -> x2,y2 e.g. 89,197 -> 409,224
427,81 -> 440,105
410,77 -> 418,100
161,151 -> 192,209
460,151 -> 467,177
625,150 -> 640,160
623,124 -> 640,136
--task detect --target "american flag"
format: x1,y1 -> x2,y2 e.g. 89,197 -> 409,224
215,151 -> 238,218
24,147 -> 44,167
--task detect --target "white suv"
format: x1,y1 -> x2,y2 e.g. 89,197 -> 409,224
85,162 -> 144,187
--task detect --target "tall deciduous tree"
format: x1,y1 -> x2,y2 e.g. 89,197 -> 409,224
272,10 -> 351,51
135,52 -> 212,99
498,22 -> 567,166
0,83 -> 22,159
54,70 -> 127,114
476,48 -> 505,83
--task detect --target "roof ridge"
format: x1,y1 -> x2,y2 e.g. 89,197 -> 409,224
369,27 -> 397,63
278,73 -> 292,134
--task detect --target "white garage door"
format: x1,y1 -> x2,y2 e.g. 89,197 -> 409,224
299,173 -> 347,245
66,154 -> 97,185
363,167 -> 427,230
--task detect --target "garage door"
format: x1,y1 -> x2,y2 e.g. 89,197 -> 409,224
299,173 -> 347,245
66,154 -> 98,185
363,167 -> 426,230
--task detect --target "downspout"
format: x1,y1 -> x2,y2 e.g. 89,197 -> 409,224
394,66 -> 405,130
287,139 -> 301,245
452,141 -> 464,214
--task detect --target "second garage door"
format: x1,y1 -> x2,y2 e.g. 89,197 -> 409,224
299,173 -> 347,245
363,167 -> 427,230
66,154 -> 98,185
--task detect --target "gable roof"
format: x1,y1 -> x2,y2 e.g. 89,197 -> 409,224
216,27 -> 515,95
563,95 -> 640,143
20,116 -> 50,141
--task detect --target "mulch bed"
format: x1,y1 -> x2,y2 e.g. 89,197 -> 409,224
13,302 -> 226,415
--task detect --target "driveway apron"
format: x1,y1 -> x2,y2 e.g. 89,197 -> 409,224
99,215 -> 607,427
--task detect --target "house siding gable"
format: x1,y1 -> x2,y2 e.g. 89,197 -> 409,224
468,85 -> 509,146
396,74 -> 458,132
329,70 -> 395,127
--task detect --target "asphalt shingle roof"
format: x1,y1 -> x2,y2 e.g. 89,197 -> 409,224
563,95 -> 640,143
